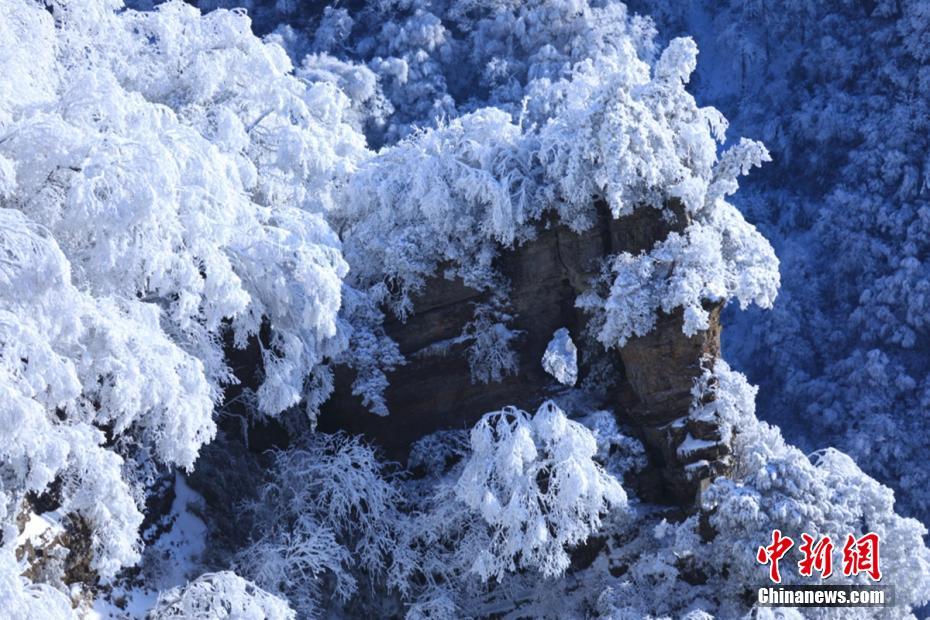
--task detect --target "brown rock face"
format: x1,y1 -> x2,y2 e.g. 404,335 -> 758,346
319,200 -> 730,506
622,303 -> 730,504
16,503 -> 97,610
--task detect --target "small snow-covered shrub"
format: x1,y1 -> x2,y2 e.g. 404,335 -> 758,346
149,571 -> 295,620
576,409 -> 648,479
456,401 -> 627,581
407,430 -> 470,478
463,302 -> 522,385
237,433 -> 403,616
383,403 -> 632,614
542,328 -> 578,386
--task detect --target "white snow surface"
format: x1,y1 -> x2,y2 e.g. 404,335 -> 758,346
92,473 -> 207,619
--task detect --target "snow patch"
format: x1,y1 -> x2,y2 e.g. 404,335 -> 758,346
677,434 -> 718,458
542,328 -> 578,386
91,473 -> 208,619
16,509 -> 65,548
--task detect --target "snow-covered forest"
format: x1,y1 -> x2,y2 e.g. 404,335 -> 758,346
2,0 -> 930,618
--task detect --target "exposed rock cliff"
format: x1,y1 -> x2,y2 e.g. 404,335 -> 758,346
320,201 -> 732,506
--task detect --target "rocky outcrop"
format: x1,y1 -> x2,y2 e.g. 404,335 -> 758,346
320,201 -> 732,507
621,303 -> 731,504
16,497 -> 97,610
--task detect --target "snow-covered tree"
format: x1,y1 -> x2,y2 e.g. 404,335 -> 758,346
455,401 -> 627,581
0,0 -> 364,601
149,571 -> 295,620
237,433 -> 402,617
